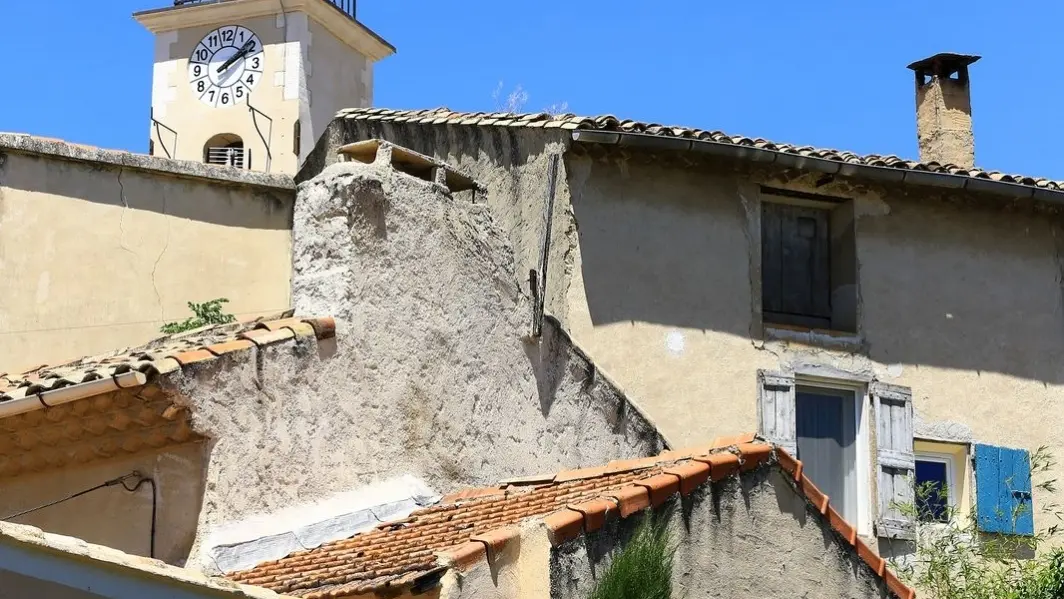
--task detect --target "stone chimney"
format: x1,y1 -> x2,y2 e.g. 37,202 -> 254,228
907,53 -> 981,168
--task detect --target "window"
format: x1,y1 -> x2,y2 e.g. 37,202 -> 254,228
203,133 -> 249,169
796,386 -> 859,524
760,190 -> 857,332
757,371 -> 872,534
915,453 -> 954,523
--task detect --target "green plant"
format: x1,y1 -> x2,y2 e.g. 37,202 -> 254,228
160,298 -> 236,334
587,514 -> 674,599
891,446 -> 1064,599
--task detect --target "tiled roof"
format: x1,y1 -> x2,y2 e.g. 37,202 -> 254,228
337,106 -> 1064,194
229,434 -> 914,599
0,314 -> 336,404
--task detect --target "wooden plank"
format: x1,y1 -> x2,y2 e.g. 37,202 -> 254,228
761,204 -> 785,315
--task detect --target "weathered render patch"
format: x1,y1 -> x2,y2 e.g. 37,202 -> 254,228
172,158 -> 665,569
550,469 -> 890,599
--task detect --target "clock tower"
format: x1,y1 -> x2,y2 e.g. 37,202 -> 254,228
134,0 -> 394,175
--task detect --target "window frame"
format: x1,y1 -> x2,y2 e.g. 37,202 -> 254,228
793,374 -> 871,537
914,450 -> 958,524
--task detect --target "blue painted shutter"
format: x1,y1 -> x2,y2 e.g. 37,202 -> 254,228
974,444 -> 1035,536
871,382 -> 915,540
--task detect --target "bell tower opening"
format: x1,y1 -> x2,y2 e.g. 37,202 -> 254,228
203,133 -> 248,169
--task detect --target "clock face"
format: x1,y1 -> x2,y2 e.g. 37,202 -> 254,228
187,25 -> 264,108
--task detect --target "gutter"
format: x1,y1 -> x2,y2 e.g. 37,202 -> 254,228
571,130 -> 1064,203
0,371 -> 147,420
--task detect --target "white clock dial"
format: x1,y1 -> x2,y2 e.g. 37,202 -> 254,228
187,25 -> 264,108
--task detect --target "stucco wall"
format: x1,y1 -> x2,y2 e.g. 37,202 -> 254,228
0,147 -> 293,372
0,442 -> 207,565
301,119 -> 1064,537
306,119 -> 576,324
170,160 -> 664,569
549,468 -> 890,599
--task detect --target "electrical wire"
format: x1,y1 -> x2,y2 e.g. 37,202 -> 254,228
3,471 -> 159,558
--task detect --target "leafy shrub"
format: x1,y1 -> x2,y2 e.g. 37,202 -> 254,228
893,446 -> 1064,599
160,298 -> 236,334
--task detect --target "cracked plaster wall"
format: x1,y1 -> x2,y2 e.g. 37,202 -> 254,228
171,160 -> 663,570
304,121 -> 1064,538
549,468 -> 889,599
561,154 -> 1064,538
0,150 -> 293,372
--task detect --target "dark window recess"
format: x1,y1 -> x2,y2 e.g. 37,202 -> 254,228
761,196 -> 858,332
915,460 -> 950,523
149,139 -> 155,156
293,120 -> 301,156
762,202 -> 831,328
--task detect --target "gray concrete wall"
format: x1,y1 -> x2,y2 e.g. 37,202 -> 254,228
0,443 -> 207,565
550,468 -> 889,599
171,159 -> 664,569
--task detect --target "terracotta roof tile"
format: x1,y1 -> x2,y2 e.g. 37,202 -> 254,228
228,439 -> 914,599
339,106 -> 1064,195
0,314 -> 336,405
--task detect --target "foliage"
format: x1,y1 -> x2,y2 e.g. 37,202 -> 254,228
587,515 -> 674,599
891,446 -> 1064,599
160,298 -> 236,334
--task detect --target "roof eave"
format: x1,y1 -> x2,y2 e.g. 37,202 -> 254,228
571,130 -> 1062,203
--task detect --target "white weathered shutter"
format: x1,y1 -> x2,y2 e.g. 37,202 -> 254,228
757,371 -> 796,455
871,382 -> 915,540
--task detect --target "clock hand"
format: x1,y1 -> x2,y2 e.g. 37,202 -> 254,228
216,40 -> 256,74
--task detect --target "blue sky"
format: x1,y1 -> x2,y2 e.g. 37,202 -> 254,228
2,1 -> 1062,178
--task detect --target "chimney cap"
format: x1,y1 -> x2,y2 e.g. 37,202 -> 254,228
907,53 -> 981,73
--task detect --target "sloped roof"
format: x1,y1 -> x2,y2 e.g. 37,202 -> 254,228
0,314 -> 335,405
229,434 -> 914,599
336,106 -> 1064,194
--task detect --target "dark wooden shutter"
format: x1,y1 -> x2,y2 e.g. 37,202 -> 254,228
974,444 -> 1035,536
871,382 -> 915,540
757,371 -> 796,455
761,202 -> 831,328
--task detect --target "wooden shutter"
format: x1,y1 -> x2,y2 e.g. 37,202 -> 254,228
757,371 -> 796,455
872,382 -> 915,540
974,444 -> 1035,536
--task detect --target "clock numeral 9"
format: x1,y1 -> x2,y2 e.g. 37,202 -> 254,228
197,80 -> 205,93
193,65 -> 202,77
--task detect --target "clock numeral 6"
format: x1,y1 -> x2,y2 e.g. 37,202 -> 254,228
221,93 -> 230,105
